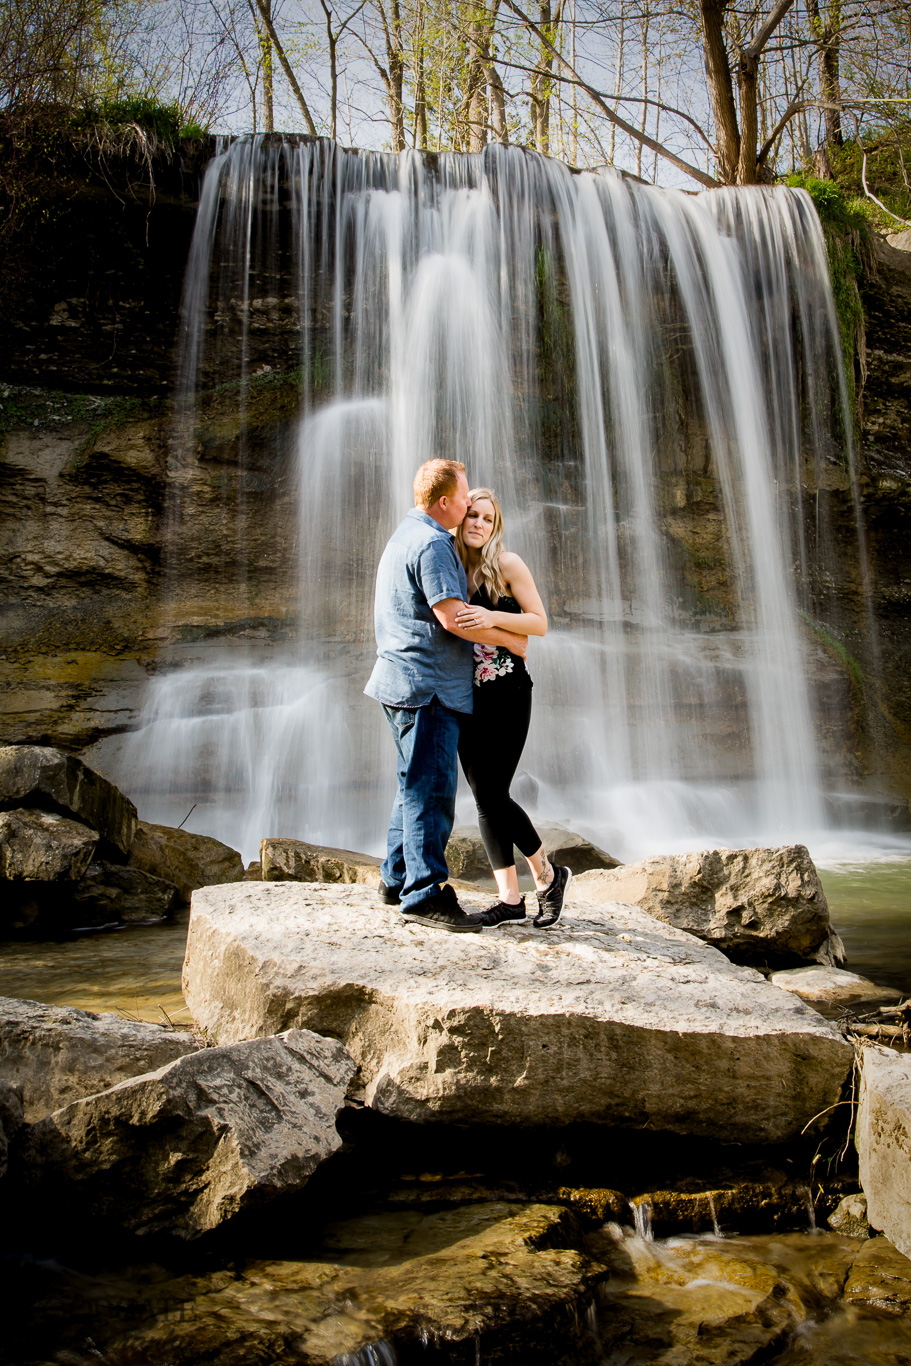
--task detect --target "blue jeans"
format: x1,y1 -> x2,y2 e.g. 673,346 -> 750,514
381,698 -> 462,910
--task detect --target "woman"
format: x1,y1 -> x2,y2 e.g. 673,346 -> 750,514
454,488 -> 571,929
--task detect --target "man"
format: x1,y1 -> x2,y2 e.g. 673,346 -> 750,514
365,459 -> 527,932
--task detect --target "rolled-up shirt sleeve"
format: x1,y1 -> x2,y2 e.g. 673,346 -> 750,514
415,539 -> 466,608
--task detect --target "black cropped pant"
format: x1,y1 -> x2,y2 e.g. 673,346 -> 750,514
458,683 -> 541,871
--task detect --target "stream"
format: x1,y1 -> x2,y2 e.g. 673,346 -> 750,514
3,859 -> 910,1364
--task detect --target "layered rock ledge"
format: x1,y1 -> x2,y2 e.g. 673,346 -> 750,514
183,883 -> 853,1144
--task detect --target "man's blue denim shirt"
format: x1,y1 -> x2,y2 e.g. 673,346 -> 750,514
365,507 -> 473,713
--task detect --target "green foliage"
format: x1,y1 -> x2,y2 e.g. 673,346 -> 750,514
831,125 -> 911,227
785,173 -> 869,235
71,96 -> 207,145
0,385 -> 151,437
785,173 -> 870,414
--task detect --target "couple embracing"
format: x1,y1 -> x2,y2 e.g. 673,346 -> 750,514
365,458 -> 571,934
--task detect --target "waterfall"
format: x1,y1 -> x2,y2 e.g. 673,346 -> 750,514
106,136 -> 866,865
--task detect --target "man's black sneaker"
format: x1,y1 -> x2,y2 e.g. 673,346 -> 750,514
534,865 -> 571,929
379,881 -> 402,906
468,896 -> 526,927
401,883 -> 482,933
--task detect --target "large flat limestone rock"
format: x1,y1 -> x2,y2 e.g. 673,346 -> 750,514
184,883 -> 852,1143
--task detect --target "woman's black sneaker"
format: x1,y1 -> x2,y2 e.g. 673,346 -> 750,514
468,897 -> 526,927
379,881 -> 402,905
401,883 -> 482,933
534,865 -> 571,928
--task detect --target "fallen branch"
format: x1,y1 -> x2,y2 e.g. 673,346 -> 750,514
848,1021 -> 905,1040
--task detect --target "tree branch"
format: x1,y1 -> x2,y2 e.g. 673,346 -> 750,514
495,55 -> 715,150
744,0 -> 798,62
757,97 -> 808,164
501,0 -> 720,186
251,0 -> 317,135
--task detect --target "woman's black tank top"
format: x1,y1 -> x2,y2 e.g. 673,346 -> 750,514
469,583 -> 532,691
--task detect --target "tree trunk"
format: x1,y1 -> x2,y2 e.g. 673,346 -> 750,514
252,0 -> 318,134
737,48 -> 759,183
261,0 -> 274,132
389,0 -> 406,149
806,0 -> 843,150
698,0 -> 740,183
487,59 -> 508,143
412,2 -> 428,148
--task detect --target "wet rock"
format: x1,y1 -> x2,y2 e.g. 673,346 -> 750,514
0,996 -> 198,1122
574,844 -> 835,966
828,1192 -> 870,1238
628,1179 -> 837,1237
22,1029 -> 356,1238
0,808 -> 98,881
769,1306 -> 911,1366
30,1203 -> 604,1363
261,837 -> 384,887
183,882 -> 852,1143
446,823 -> 620,883
856,1044 -> 911,1259
69,861 -> 179,923
0,1079 -> 25,1180
844,1234 -> 911,1314
769,966 -> 901,1010
0,745 -> 137,858
127,820 -> 243,901
589,1226 -> 860,1366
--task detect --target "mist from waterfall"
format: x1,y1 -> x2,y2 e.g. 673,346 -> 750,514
108,135 -> 880,865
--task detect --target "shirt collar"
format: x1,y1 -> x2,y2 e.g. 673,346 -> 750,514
407,506 -> 452,535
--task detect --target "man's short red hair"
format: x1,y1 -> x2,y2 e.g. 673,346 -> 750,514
413,459 -> 466,509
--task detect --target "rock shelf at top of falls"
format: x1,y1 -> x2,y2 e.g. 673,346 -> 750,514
183,882 -> 853,1145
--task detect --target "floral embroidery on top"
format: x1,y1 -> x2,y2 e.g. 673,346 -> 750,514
473,643 -> 515,685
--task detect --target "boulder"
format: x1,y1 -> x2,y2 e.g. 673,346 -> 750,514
69,861 -> 179,923
574,845 -> 835,966
0,808 -> 98,881
770,966 -> 900,1012
0,745 -> 136,858
128,820 -> 244,901
445,822 -> 620,883
261,837 -> 384,887
856,1044 -> 911,1260
183,882 -> 852,1144
0,996 -> 198,1122
0,1079 -> 25,1180
21,1029 -> 356,1237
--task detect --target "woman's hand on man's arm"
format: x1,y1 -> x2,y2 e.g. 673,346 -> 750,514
433,600 -> 528,659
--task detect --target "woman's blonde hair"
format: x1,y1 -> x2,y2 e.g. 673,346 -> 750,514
455,487 -> 507,604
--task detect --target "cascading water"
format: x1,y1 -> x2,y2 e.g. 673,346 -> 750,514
105,135 -> 875,864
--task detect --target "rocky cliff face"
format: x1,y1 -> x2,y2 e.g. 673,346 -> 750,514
1,145 -> 910,796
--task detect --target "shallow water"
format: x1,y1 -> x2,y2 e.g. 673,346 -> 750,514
0,914 -> 190,1023
819,862 -> 911,995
